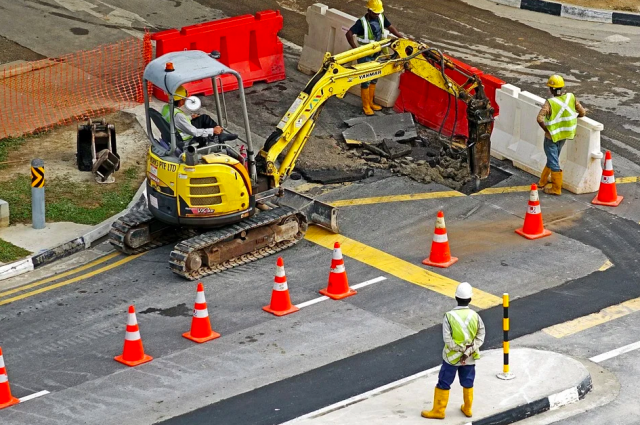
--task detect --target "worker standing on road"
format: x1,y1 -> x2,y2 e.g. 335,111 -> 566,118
162,85 -> 237,149
422,282 -> 485,420
536,75 -> 587,195
345,0 -> 403,116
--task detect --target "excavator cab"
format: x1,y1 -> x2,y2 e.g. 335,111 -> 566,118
141,50 -> 258,228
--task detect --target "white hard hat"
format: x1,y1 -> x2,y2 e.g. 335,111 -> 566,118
455,282 -> 473,299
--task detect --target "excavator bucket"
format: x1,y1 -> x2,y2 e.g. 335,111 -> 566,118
274,188 -> 339,233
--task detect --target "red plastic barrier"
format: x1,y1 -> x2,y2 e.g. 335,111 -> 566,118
394,56 -> 504,138
150,11 -> 286,101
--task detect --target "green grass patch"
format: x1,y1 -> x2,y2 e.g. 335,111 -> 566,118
0,137 -> 26,169
0,165 -> 144,226
0,238 -> 31,263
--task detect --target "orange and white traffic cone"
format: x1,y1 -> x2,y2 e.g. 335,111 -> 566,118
114,305 -> 153,367
263,257 -> 299,316
422,211 -> 458,268
515,184 -> 552,240
183,283 -> 221,343
320,242 -> 357,300
0,347 -> 19,410
592,151 -> 623,207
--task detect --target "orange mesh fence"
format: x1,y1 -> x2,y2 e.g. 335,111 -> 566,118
0,33 -> 152,140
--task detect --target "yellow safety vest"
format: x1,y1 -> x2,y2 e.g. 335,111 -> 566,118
545,93 -> 578,143
161,104 -> 193,141
356,14 -> 388,45
444,309 -> 480,365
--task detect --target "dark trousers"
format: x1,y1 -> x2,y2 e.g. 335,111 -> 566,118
189,114 -> 219,147
436,361 -> 475,390
191,114 -> 218,130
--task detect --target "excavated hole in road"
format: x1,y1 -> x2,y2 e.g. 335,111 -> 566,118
356,125 -> 511,193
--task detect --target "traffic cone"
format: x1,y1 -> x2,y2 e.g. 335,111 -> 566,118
183,283 -> 220,343
515,184 -> 552,240
0,347 -> 19,410
320,242 -> 357,300
263,257 -> 299,316
422,211 -> 458,268
592,151 -> 623,207
114,305 -> 153,367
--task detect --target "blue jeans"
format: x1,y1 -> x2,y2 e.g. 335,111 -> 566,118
436,361 -> 476,390
543,137 -> 566,172
357,54 -> 379,88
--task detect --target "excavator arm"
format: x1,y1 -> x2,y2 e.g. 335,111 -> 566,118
258,38 -> 494,187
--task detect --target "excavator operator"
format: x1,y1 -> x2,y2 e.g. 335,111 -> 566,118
162,85 -> 237,149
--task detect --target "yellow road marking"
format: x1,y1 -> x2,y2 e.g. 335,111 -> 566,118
0,253 -> 144,306
304,226 -> 502,309
472,185 -> 531,195
543,297 -> 640,338
617,176 -> 640,184
330,191 -> 465,207
0,252 -> 120,299
599,260 -> 614,272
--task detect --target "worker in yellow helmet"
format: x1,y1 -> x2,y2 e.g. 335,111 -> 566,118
162,86 -> 237,149
536,75 -> 586,195
346,0 -> 404,116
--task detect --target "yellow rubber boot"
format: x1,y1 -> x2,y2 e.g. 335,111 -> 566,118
538,166 -> 551,189
369,84 -> 382,111
421,387 -> 449,419
544,170 -> 563,195
361,87 -> 374,116
461,387 -> 473,417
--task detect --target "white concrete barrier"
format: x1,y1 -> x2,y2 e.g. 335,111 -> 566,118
491,84 -> 604,194
297,3 -> 401,108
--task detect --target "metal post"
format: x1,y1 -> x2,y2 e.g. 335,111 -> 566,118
497,293 -> 515,380
31,159 -> 45,229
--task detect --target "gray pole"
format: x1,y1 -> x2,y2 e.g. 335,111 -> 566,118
31,158 -> 45,229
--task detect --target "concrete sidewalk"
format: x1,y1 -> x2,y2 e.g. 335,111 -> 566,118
289,348 -> 591,425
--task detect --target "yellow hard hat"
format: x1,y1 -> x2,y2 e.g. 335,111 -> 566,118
547,75 -> 565,89
172,85 -> 187,101
367,0 -> 384,14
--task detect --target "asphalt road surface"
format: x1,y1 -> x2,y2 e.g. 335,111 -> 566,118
1,1 -> 640,424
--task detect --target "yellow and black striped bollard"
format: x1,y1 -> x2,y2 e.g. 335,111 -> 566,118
497,293 -> 515,380
31,159 -> 45,229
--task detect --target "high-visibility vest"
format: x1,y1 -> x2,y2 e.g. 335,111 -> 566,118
444,308 -> 481,365
356,14 -> 388,45
161,104 -> 193,141
545,93 -> 578,143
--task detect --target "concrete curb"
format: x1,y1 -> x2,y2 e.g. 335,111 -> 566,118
0,179 -> 147,281
472,374 -> 592,425
493,0 -> 640,26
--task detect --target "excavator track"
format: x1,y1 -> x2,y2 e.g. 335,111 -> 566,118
169,206 -> 306,280
109,207 -> 194,255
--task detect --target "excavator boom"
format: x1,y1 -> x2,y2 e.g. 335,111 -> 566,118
259,39 -> 494,186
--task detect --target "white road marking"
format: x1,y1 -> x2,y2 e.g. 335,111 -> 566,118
19,390 -> 50,402
294,277 -> 387,309
589,340 -> 640,363
281,365 -> 441,424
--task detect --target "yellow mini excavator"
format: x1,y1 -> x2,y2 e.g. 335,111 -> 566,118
109,39 -> 494,280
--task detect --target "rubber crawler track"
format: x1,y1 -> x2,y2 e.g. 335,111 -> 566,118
169,206 -> 306,280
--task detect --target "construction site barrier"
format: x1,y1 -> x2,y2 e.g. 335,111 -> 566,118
394,59 -> 504,138
150,11 -> 286,101
0,35 -> 152,140
491,84 -> 604,194
297,3 -> 400,108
